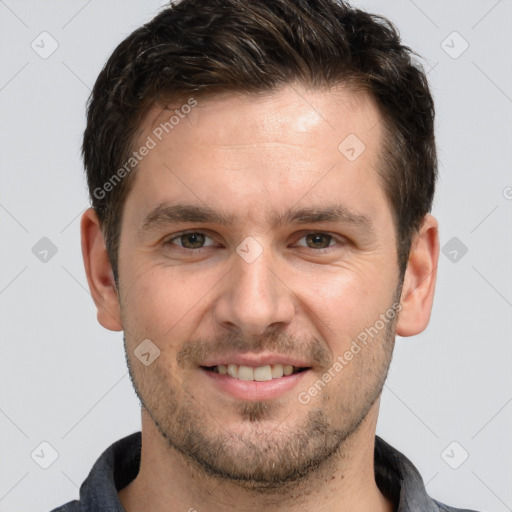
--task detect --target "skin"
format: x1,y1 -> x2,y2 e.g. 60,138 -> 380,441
81,83 -> 439,512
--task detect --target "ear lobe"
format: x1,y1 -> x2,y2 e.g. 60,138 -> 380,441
396,214 -> 439,337
80,207 -> 123,331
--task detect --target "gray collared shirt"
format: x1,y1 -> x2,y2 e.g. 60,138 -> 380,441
49,432 -> 480,512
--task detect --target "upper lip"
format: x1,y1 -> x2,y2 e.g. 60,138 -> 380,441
200,352 -> 312,368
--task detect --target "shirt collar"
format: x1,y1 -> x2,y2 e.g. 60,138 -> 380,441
374,435 -> 439,511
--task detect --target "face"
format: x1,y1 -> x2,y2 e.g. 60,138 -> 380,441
116,84 -> 402,488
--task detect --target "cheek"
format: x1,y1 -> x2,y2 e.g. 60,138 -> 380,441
296,264 -> 395,348
120,262 -> 220,341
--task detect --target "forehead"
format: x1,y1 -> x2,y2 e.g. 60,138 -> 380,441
124,84 -> 389,228
139,84 -> 382,149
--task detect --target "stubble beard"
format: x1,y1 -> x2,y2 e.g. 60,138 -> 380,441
122,295 -> 399,492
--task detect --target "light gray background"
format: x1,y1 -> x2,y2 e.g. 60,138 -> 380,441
1,0 -> 511,511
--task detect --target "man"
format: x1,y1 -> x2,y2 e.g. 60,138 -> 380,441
51,0 -> 480,510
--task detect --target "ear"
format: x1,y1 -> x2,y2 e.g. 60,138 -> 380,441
80,207 -> 123,331
396,214 -> 439,337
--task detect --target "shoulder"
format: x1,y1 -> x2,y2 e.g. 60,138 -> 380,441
46,432 -> 141,512
48,501 -> 80,512
433,498 -> 483,512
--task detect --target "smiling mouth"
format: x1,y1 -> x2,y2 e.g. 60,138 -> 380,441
201,364 -> 309,381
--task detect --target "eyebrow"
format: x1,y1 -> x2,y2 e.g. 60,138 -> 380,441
138,202 -> 374,235
268,205 -> 374,233
138,203 -> 236,234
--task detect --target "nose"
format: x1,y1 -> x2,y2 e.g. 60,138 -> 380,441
213,247 -> 295,336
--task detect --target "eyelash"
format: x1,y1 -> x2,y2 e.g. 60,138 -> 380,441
163,230 -> 346,253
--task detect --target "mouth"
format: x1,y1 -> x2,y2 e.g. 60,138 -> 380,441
201,363 -> 309,381
199,362 -> 312,401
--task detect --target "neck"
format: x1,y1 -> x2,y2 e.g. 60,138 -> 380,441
119,403 -> 394,512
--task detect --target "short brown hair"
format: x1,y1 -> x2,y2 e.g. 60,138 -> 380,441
83,0 -> 437,282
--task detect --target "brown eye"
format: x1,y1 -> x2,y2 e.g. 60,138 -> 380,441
302,233 -> 334,249
181,233 -> 205,248
167,232 -> 213,249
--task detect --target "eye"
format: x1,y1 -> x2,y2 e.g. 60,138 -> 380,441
165,231 -> 216,250
295,232 -> 339,250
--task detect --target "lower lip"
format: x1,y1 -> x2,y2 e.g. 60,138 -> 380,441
201,367 -> 310,401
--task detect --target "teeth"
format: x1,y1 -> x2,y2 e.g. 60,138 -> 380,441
254,365 -> 272,381
227,364 -> 238,378
212,363 -> 303,380
271,364 -> 284,378
238,365 -> 254,381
